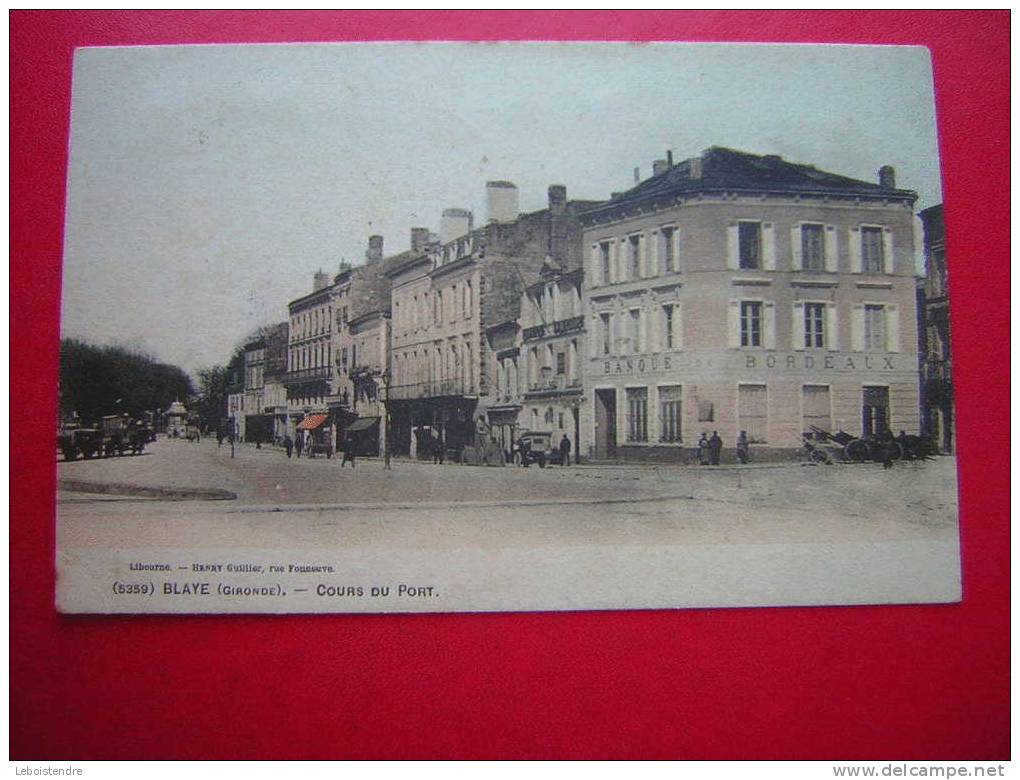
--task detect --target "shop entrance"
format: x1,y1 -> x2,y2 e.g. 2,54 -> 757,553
594,388 -> 617,459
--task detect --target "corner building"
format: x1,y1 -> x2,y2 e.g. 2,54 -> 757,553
580,147 -> 921,462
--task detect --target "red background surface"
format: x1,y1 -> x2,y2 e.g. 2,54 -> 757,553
10,11 -> 1010,760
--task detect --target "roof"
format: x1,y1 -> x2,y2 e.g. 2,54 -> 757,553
584,147 -> 917,220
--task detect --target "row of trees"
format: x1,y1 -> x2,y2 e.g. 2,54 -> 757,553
59,339 -> 195,423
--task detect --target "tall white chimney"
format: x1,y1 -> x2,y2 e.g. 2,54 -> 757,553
440,208 -> 473,244
486,181 -> 519,223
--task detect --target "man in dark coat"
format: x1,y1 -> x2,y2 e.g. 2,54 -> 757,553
340,433 -> 356,468
709,431 -> 723,465
295,432 -> 304,458
559,434 -> 572,466
283,435 -> 293,459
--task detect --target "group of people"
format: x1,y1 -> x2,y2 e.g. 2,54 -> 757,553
696,431 -> 751,465
281,432 -> 359,467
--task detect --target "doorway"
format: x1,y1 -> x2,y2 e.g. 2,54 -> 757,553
594,388 -> 617,459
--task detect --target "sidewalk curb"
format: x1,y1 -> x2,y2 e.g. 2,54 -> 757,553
59,479 -> 237,501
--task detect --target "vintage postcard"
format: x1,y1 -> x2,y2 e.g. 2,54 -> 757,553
55,42 -> 960,613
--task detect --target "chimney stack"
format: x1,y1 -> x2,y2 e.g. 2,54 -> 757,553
410,227 -> 430,253
879,165 -> 896,188
440,208 -> 473,244
367,235 -> 384,263
313,269 -> 330,292
652,159 -> 669,177
633,167 -> 641,183
667,149 -> 674,167
547,184 -> 567,216
486,181 -> 519,224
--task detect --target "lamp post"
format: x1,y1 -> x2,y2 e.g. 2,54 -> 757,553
382,369 -> 392,470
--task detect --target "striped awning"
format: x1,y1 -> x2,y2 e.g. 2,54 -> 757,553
296,413 -> 329,431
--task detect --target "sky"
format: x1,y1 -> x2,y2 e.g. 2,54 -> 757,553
62,42 -> 943,374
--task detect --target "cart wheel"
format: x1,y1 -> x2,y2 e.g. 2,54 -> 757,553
844,440 -> 869,462
809,449 -> 829,464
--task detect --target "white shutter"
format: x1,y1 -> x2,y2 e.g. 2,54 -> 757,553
851,305 -> 865,352
609,241 -> 618,284
882,228 -> 894,274
648,306 -> 660,353
824,226 -> 838,272
672,228 -> 681,272
791,224 -> 803,271
727,300 -> 741,348
640,234 -> 649,278
764,302 -> 776,349
672,302 -> 683,349
648,231 -> 659,277
727,223 -> 740,270
826,304 -> 839,351
638,309 -> 647,353
849,227 -> 862,273
792,302 -> 805,350
886,305 -> 900,352
590,244 -> 600,286
589,317 -> 599,358
763,223 -> 776,270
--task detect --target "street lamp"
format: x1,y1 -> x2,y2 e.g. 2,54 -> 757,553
382,369 -> 392,470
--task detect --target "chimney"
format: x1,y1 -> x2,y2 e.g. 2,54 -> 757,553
440,208 -> 473,244
486,181 -> 519,224
313,269 -> 330,292
667,149 -> 674,167
366,235 -> 384,263
410,227 -> 430,253
652,159 -> 669,177
633,167 -> 641,183
547,184 -> 567,216
879,165 -> 896,189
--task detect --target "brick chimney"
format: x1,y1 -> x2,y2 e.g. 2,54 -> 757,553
547,184 -> 567,216
548,185 -> 568,264
410,227 -> 430,253
879,165 -> 896,188
367,235 -> 384,263
313,269 -> 330,292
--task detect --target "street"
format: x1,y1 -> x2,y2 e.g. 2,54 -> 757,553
57,436 -> 960,552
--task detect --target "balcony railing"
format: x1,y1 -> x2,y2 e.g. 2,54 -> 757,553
282,366 -> 333,385
522,315 -> 586,341
388,378 -> 476,401
524,375 -> 582,395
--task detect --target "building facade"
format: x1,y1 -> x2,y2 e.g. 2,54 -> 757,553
918,204 -> 954,453
285,272 -> 336,451
580,147 -> 921,461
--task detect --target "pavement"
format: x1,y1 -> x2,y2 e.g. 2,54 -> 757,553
56,436 -> 960,552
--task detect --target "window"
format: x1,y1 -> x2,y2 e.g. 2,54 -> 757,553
558,413 -> 564,430
661,227 -> 676,272
599,242 -> 612,284
739,222 -> 762,269
663,304 -> 675,350
802,385 -> 832,433
449,286 -> 457,322
628,309 -> 641,353
738,384 -> 768,443
861,226 -> 884,273
600,313 -> 611,356
802,224 -> 825,271
740,302 -> 762,347
862,386 -> 890,438
659,385 -> 682,442
628,235 -> 641,279
626,387 -> 648,442
864,305 -> 886,350
556,352 -> 566,375
804,303 -> 825,348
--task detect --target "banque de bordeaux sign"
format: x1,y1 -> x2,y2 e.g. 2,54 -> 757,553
599,351 -> 901,376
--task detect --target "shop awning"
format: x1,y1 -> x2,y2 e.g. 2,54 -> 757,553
347,416 -> 380,433
296,413 -> 329,431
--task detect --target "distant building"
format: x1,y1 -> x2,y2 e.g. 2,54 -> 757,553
579,147 -> 921,461
165,399 -> 188,438
261,321 -> 290,442
918,204 -> 954,453
285,271 -> 337,450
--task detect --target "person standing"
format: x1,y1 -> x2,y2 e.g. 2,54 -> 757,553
709,431 -> 723,465
432,436 -> 445,465
736,431 -> 750,464
697,433 -> 711,465
283,434 -> 293,459
295,432 -> 304,458
340,433 -> 356,468
559,434 -> 572,467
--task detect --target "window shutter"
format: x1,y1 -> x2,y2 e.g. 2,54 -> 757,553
792,302 -> 805,350
849,227 -> 862,273
727,223 -> 740,270
727,300 -> 741,348
611,312 -> 620,355
589,317 -> 599,358
886,305 -> 900,352
639,234 -> 648,279
648,231 -> 659,277
590,244 -> 600,286
824,226 -> 838,272
764,302 -> 776,349
791,224 -> 803,271
648,306 -> 660,353
672,302 -> 684,349
608,241 -> 617,284
763,223 -> 776,270
826,304 -> 839,351
851,305 -> 865,352
638,309 -> 647,353
882,227 -> 894,274
672,228 -> 681,272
